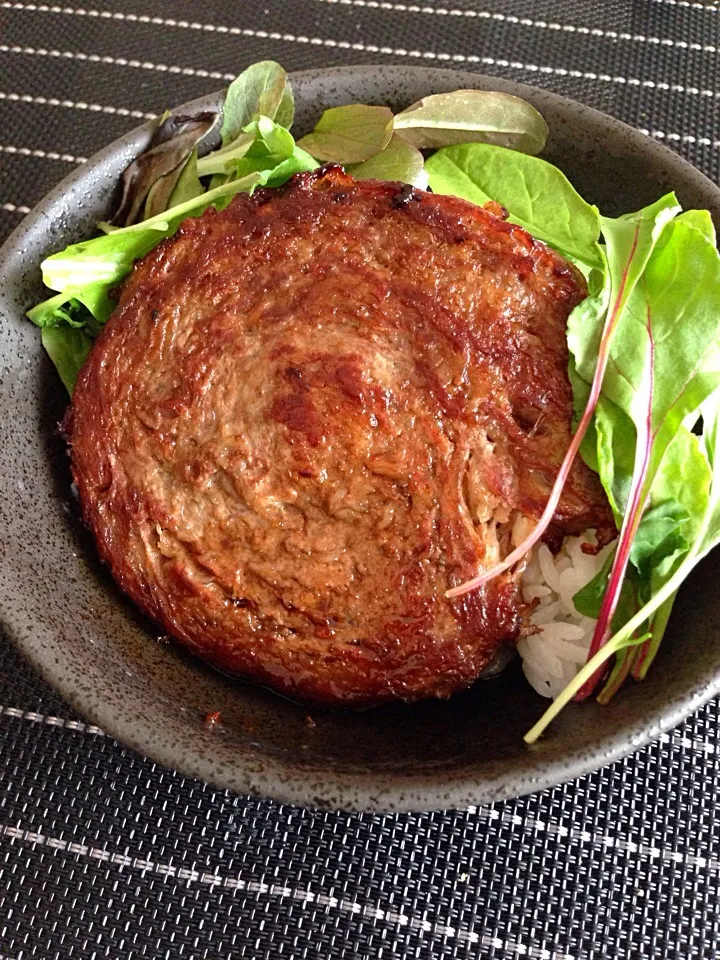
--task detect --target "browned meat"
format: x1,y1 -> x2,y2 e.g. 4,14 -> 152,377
68,167 -> 613,707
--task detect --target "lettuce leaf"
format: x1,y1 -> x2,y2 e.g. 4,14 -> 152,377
40,325 -> 93,394
27,170 -> 274,391
34,172 -> 264,318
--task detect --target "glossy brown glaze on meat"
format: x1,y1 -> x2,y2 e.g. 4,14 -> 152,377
68,167 -> 613,707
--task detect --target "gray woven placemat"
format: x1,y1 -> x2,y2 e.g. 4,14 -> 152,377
1,1 -> 719,957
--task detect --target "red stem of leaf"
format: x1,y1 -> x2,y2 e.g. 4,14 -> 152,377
632,637 -> 653,680
596,643 -> 640,705
446,225 -> 641,601
575,300 -> 655,701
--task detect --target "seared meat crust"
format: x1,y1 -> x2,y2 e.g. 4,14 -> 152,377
68,167 -> 612,706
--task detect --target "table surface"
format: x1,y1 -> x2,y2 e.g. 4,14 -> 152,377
1,1 -> 720,958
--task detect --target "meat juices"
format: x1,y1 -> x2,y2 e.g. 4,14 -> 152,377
68,167 -> 613,707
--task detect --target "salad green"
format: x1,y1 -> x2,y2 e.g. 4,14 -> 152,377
427,144 -> 720,740
393,89 -> 548,153
112,111 -> 218,227
425,143 -> 603,268
297,104 -> 394,164
28,62 -> 549,393
26,60 -> 720,738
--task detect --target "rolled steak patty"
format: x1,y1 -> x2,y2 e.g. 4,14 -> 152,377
68,167 -> 613,707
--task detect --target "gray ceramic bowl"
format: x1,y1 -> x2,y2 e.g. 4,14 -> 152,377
2,66 -> 720,813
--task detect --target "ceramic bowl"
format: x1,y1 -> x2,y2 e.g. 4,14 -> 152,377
2,66 -> 719,812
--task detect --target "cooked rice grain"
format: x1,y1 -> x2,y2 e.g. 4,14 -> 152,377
519,532 -> 615,699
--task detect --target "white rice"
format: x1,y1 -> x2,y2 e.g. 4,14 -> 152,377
518,532 -> 616,699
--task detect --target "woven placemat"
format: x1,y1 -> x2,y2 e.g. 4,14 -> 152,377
1,1 -> 719,957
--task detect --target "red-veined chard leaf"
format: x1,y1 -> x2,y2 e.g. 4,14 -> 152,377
676,207 -> 716,245
572,205 -> 720,699
597,416 -> 712,691
525,391 -> 720,743
446,194 -> 678,601
627,426 -> 712,681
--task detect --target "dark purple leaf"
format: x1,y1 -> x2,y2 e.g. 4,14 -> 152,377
112,111 -> 218,226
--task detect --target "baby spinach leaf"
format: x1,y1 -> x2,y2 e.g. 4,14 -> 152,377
298,104 -> 394,164
394,90 -> 548,154
221,61 -> 294,145
346,134 -> 427,187
425,143 -> 602,268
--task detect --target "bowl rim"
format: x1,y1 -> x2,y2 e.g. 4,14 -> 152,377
2,64 -> 720,812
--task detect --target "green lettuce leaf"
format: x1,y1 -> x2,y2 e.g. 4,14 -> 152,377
196,131 -> 255,177
37,171 -> 265,309
234,146 -> 318,186
41,325 -> 93,394
197,115 -> 298,178
251,115 -> 295,158
28,169 -> 270,396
